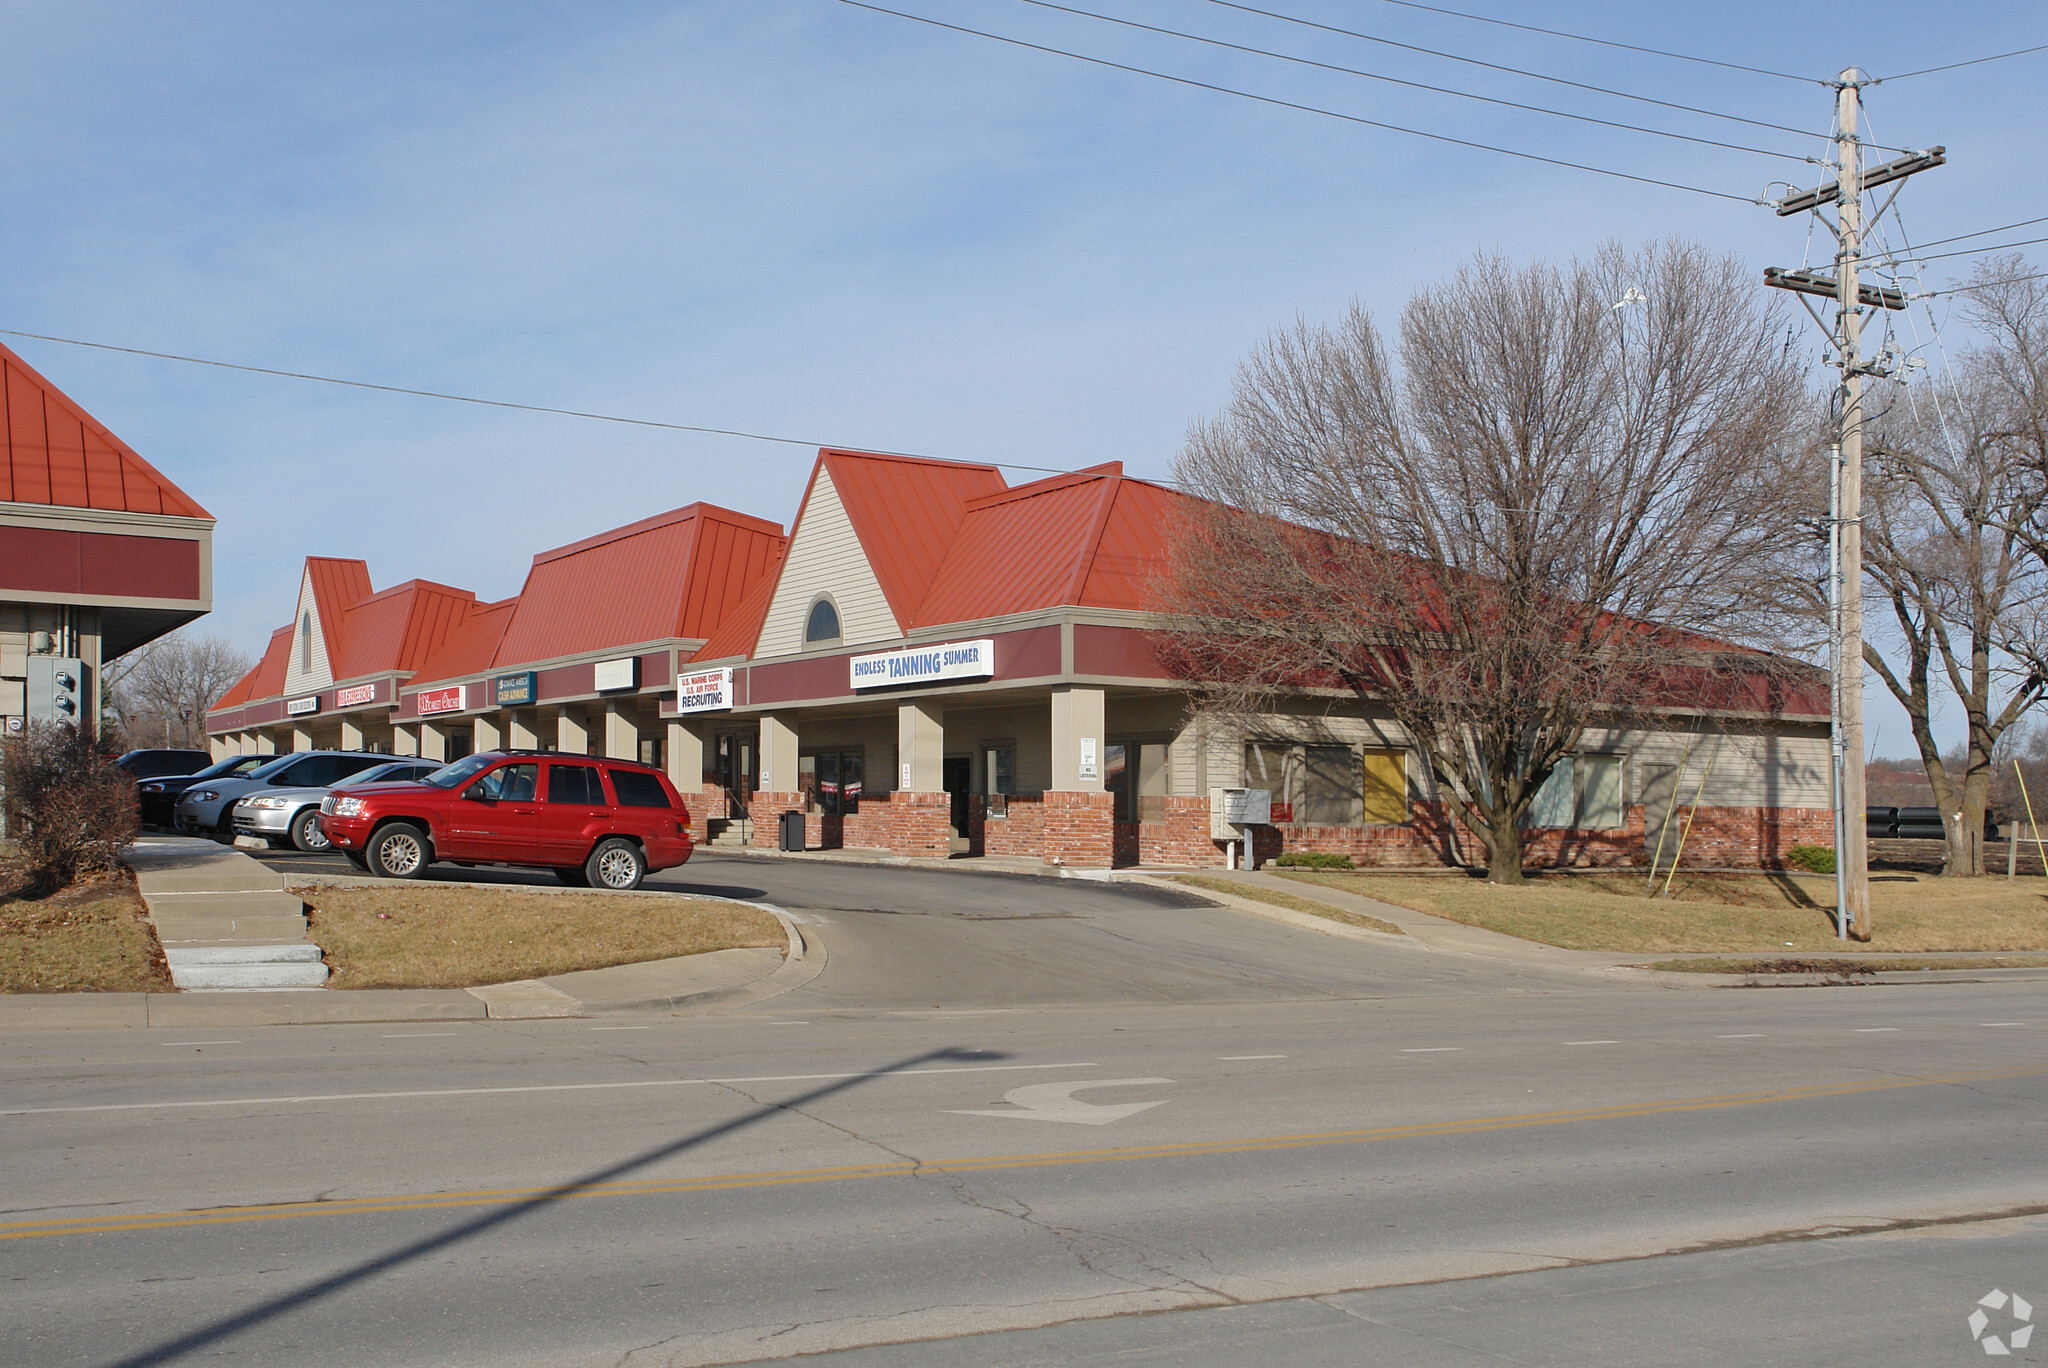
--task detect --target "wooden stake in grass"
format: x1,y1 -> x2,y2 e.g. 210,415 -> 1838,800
1645,738 -> 1697,893
2016,761 -> 2048,881
1661,740 -> 1723,900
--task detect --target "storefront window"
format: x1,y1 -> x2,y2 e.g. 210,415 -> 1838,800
805,749 -> 863,815
1244,742 -> 1404,827
983,745 -> 1014,795
1523,753 -> 1624,829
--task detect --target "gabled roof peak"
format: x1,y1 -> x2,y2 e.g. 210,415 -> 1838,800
532,501 -> 782,567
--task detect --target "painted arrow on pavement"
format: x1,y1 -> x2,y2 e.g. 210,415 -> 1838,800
947,1077 -> 1173,1126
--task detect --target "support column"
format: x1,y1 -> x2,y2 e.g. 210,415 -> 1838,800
253,731 -> 278,756
474,714 -> 504,754
210,735 -> 231,761
890,699 -> 950,858
603,702 -> 640,761
393,724 -> 420,757
753,714 -> 803,849
419,722 -> 448,762
667,718 -> 711,838
508,710 -> 539,750
557,708 -> 588,757
1046,686 -> 1112,867
1051,685 -> 1106,792
340,717 -> 365,751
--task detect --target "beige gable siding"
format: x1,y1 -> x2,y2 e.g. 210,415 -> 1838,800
281,569 -> 335,697
1626,726 -> 1831,810
759,468 -> 902,656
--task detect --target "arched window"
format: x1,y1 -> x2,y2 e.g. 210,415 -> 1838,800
301,611 -> 313,671
804,596 -> 841,647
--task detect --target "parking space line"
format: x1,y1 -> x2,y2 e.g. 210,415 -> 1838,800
1982,1022 -> 2027,1028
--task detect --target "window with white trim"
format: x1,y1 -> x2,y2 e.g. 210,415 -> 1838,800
803,596 -> 841,647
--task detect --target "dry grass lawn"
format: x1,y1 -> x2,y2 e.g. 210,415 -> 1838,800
1168,874 -> 1405,937
0,861 -> 170,994
1274,869 -> 2048,953
302,884 -> 785,989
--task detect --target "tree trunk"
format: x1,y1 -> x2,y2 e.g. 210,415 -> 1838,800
1484,810 -> 1528,884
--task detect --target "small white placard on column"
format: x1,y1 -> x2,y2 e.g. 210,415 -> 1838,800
1078,737 -> 1098,781
901,761 -> 913,790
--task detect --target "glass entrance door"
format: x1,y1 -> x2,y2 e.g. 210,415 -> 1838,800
716,734 -> 756,818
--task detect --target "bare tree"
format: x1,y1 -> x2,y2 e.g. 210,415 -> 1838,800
108,631 -> 252,750
1160,241 -> 1811,883
1859,275 -> 2048,875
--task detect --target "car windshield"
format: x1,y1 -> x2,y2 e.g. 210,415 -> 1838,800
420,753 -> 498,789
246,754 -> 302,782
189,755 -> 265,780
355,762 -> 425,784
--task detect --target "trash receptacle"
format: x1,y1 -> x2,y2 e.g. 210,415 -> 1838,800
779,809 -> 805,852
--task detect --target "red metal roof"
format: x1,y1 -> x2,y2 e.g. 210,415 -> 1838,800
910,463 -> 1186,629
816,450 -> 1006,629
212,626 -> 293,712
332,580 -> 479,681
404,597 -> 517,686
492,503 -> 785,666
0,341 -> 211,518
304,558 -> 372,668
686,543 -> 786,665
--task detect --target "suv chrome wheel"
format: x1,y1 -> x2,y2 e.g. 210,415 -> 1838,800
371,824 -> 429,879
587,838 -> 645,891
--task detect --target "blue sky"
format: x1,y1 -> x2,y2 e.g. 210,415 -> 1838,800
3,1 -> 2042,754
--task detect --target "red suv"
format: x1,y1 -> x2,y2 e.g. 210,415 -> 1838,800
319,751 -> 693,890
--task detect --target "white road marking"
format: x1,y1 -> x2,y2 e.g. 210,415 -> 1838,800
1564,1040 -> 1619,1046
1853,1027 -> 1899,1033
949,1078 -> 1172,1126
1400,1047 -> 1462,1053
590,1026 -> 651,1031
382,1032 -> 460,1039
770,1021 -> 809,1026
1219,1054 -> 1287,1061
1982,1022 -> 2027,1028
0,1061 -> 1101,1118
157,1041 -> 240,1047
1716,1034 -> 1766,1039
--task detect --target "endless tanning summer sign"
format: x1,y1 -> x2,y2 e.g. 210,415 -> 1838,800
850,639 -> 996,689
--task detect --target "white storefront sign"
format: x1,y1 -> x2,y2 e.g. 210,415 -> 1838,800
334,683 -> 377,708
594,657 -> 639,692
850,638 -> 995,690
670,667 -> 734,715
287,695 -> 320,718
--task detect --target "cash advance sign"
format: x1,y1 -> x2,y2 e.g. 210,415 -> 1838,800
850,639 -> 996,690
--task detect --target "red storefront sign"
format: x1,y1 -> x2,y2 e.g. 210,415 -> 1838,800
416,685 -> 467,716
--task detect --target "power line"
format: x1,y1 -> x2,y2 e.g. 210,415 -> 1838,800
835,0 -> 1759,202
1869,213 -> 2048,257
1009,0 -> 1811,161
1876,43 -> 2048,83
0,326 -> 1082,475
1197,0 -> 1876,146
1918,268 -> 2048,298
1878,233 -> 2048,268
1346,0 -> 1822,85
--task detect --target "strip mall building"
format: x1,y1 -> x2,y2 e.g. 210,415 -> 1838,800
207,448 -> 1830,869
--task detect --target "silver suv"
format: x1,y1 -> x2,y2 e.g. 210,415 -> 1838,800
232,758 -> 443,852
175,751 -> 394,840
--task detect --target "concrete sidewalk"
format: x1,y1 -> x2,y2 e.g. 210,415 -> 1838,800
129,837 -> 329,990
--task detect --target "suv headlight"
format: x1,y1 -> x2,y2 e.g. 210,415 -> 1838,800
244,796 -> 289,810
330,797 -> 367,817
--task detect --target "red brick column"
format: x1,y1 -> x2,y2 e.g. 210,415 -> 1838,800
1137,796 -> 1228,867
1042,790 -> 1114,868
750,791 -> 806,849
888,790 -> 952,859
689,784 -> 728,843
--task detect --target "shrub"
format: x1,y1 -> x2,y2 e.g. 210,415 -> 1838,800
1786,844 -> 1837,875
1273,850 -> 1355,870
1,724 -> 139,895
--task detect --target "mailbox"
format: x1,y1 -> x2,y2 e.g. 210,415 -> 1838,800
1210,786 -> 1272,839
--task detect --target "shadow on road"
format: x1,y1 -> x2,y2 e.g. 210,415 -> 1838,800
105,1046 -> 995,1368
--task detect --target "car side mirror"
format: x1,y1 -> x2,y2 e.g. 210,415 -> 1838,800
463,783 -> 492,802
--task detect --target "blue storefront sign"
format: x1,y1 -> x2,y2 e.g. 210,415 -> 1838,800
493,671 -> 537,707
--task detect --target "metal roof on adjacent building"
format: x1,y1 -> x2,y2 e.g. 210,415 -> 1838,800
814,450 -> 1006,630
0,340 -> 211,518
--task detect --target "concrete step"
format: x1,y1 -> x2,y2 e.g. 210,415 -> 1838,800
143,890 -> 307,919
152,914 -> 310,944
165,944 -> 329,991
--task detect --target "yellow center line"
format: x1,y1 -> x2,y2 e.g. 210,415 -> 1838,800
6,1064 -> 2041,1244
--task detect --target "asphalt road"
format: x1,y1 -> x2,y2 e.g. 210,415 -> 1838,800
4,851 -> 2045,1367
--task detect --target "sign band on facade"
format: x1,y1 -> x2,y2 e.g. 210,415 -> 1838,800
594,657 -> 638,692
850,638 -> 996,690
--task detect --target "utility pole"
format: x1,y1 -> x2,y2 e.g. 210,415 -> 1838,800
1766,69 -> 1942,943
1833,72 -> 1872,942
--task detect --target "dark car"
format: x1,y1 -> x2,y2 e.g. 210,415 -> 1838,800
175,751 -> 393,839
135,753 -> 278,828
320,750 -> 694,891
117,749 -> 212,780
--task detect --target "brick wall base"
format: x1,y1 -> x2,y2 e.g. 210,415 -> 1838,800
749,791 -> 806,849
